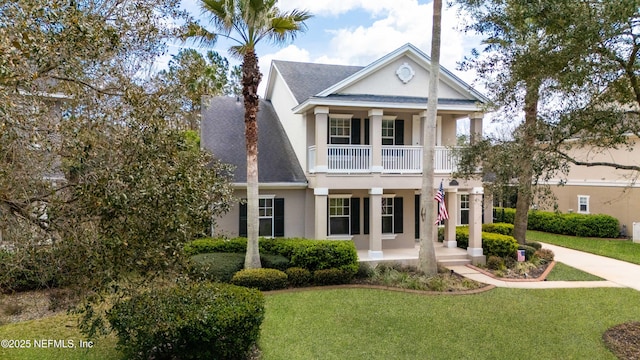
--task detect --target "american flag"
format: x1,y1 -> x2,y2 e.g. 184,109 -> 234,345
434,181 -> 449,224
517,250 -> 525,262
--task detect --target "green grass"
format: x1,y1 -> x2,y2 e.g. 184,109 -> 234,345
527,230 -> 640,265
261,287 -> 640,359
3,287 -> 640,359
0,314 -> 119,360
546,262 -> 604,281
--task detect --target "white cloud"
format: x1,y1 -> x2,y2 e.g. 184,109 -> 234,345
257,45 -> 311,96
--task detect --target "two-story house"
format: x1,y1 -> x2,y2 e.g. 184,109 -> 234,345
202,43 -> 489,264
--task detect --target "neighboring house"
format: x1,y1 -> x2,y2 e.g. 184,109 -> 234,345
202,43 -> 490,263
539,137 -> 640,237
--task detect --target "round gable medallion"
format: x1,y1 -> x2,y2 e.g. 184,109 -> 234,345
396,62 -> 415,84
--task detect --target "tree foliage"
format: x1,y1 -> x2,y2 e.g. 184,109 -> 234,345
187,0 -> 312,269
1,0 -> 235,337
455,0 -> 640,242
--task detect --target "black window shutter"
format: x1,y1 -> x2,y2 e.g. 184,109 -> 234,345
239,201 -> 247,237
414,194 -> 420,239
274,198 -> 285,237
351,118 -> 361,145
395,120 -> 404,145
363,197 -> 370,235
364,118 -> 370,145
350,197 -> 360,235
394,197 -> 404,234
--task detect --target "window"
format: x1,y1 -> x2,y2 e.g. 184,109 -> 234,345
382,197 -> 394,233
460,194 -> 470,225
330,117 -> 351,144
382,119 -> 395,145
329,198 -> 350,235
578,195 -> 590,214
258,198 -> 274,237
239,198 -> 284,237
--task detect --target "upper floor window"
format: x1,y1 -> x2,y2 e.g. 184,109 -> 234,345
330,117 -> 351,144
382,119 -> 395,145
578,195 -> 590,214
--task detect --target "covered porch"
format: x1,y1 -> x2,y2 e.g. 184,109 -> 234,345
357,242 -> 471,267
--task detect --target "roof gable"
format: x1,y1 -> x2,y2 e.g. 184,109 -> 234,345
317,43 -> 487,103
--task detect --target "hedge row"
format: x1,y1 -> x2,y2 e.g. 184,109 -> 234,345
185,237 -> 359,275
107,282 -> 264,360
494,208 -> 620,238
438,226 -> 518,258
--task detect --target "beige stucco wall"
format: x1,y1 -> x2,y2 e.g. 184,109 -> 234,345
341,56 -> 466,99
541,185 -> 634,236
213,188 -> 308,238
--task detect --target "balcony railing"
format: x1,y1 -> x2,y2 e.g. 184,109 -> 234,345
308,145 -> 459,174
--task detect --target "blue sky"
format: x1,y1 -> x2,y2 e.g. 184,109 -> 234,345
172,0 -> 486,97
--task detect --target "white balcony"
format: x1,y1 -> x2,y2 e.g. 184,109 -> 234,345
308,145 -> 459,174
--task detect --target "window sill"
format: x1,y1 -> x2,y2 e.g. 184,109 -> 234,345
327,235 -> 354,241
382,234 -> 397,240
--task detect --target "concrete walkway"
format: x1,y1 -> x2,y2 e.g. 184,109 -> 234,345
448,243 -> 640,290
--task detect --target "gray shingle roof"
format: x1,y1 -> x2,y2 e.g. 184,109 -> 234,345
272,60 -> 363,103
201,96 -> 307,184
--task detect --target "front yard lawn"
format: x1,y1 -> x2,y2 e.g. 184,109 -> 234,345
2,287 -> 640,359
261,287 -> 640,359
527,231 -> 640,265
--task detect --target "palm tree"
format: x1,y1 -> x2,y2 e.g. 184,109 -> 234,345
418,0 -> 442,275
189,0 -> 312,268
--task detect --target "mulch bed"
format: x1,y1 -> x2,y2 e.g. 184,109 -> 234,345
602,322 -> 640,360
468,261 -> 556,282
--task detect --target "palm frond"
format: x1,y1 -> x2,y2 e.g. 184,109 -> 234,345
178,23 -> 218,48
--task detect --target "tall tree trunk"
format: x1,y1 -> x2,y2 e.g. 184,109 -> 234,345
243,49 -> 262,269
418,0 -> 442,275
513,81 -> 539,245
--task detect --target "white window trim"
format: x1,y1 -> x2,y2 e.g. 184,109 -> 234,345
328,197 -> 351,236
329,114 -> 353,145
577,195 -> 590,214
258,195 -> 276,238
459,193 -> 470,226
382,195 -> 395,234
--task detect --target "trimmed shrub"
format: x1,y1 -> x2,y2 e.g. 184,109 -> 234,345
517,245 -> 537,261
0,247 -> 65,292
313,268 -> 353,285
535,248 -> 555,263
526,241 -> 542,250
189,253 -> 244,282
483,233 -> 519,258
492,208 -> 619,238
285,267 -> 312,287
493,207 -> 516,224
486,255 -> 506,271
185,238 -> 359,276
260,254 -> 290,271
482,223 -> 514,236
107,282 -> 264,360
184,238 -> 246,255
231,268 -> 288,291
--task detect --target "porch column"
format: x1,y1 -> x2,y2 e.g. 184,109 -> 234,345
469,112 -> 483,145
444,188 -> 458,248
368,187 -> 383,259
314,188 -> 328,239
314,107 -> 329,173
369,109 -> 383,172
468,187 -> 486,265
483,191 -> 494,224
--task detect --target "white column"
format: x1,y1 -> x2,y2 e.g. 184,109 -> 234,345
468,187 -> 486,265
369,109 -> 383,173
469,112 -> 483,145
314,188 -> 328,240
315,107 -> 329,173
444,188 -> 458,248
368,187 -> 383,259
483,191 -> 494,224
